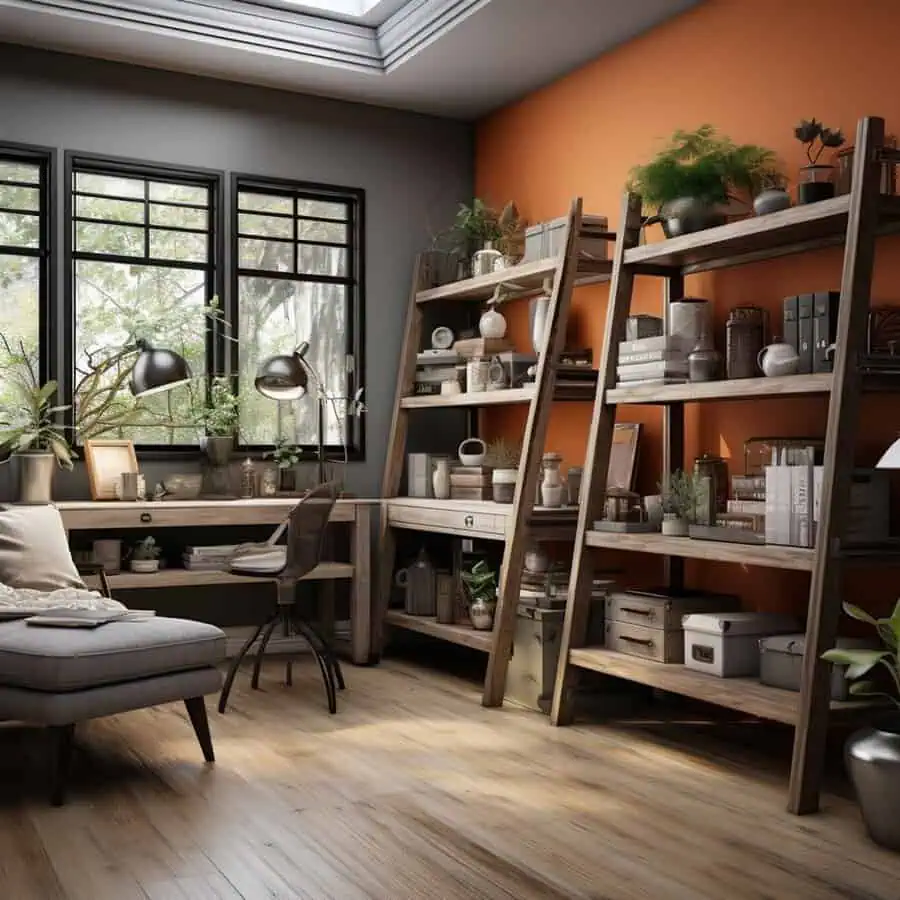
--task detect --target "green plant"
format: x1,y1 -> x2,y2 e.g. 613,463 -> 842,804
267,437 -> 302,469
658,469 -> 700,521
0,336 -> 74,468
794,118 -> 846,166
628,125 -> 779,211
486,437 -> 521,468
130,536 -> 161,560
202,377 -> 239,437
822,600 -> 900,710
461,559 -> 498,604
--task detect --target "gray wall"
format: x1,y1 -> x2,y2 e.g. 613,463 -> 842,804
0,44 -> 473,499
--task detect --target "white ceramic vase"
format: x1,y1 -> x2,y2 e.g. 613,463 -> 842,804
479,306 -> 507,340
432,459 -> 450,500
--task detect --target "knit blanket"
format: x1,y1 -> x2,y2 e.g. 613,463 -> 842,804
0,583 -> 125,612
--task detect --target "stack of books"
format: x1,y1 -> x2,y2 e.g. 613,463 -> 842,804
615,335 -> 691,386
183,545 -> 238,572
519,570 -> 612,609
415,349 -> 459,395
450,466 -> 492,501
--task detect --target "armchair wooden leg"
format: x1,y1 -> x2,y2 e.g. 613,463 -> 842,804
184,697 -> 215,763
50,724 -> 76,807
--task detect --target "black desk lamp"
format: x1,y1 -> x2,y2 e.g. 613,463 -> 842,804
129,339 -> 192,397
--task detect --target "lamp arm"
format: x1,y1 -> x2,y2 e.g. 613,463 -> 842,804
298,354 -> 349,472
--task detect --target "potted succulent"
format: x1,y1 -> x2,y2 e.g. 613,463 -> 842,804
794,119 -> 845,204
658,469 -> 700,536
128,536 -> 162,573
629,125 -> 779,237
753,169 -> 792,216
461,559 -> 498,631
487,438 -> 521,504
822,600 -> 900,851
0,339 -> 73,503
268,437 -> 302,492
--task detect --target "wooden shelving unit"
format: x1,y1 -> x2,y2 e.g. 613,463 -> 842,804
551,116 -> 900,816
378,201 -> 606,702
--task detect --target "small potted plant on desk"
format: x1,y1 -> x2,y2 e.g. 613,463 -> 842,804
200,377 -> 239,496
461,559 -> 498,631
268,438 -> 302,493
659,470 -> 699,537
822,600 -> 900,851
128,536 -> 162,574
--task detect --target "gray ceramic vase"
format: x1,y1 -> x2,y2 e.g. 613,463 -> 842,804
846,717 -> 900,851
17,452 -> 55,504
655,197 -> 726,238
753,189 -> 792,216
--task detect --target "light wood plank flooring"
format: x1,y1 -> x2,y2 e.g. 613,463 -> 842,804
0,660 -> 896,900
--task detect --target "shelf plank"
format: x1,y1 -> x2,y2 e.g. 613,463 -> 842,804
385,610 -> 492,652
415,257 -> 611,303
400,382 -> 595,409
606,374 -> 832,405
98,561 -> 354,589
584,530 -> 815,571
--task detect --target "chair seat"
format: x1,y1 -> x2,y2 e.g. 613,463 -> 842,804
230,547 -> 286,576
0,617 -> 225,692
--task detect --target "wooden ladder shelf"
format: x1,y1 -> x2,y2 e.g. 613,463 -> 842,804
377,199 -> 612,705
551,115 -> 900,815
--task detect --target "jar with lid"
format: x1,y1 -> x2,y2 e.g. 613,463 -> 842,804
726,306 -> 766,379
540,453 -> 564,507
240,458 -> 256,498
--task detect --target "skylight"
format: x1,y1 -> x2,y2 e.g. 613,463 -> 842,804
258,0 -> 406,21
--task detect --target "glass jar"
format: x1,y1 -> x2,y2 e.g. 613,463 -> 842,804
260,467 -> 278,497
240,458 -> 256,499
566,466 -> 583,506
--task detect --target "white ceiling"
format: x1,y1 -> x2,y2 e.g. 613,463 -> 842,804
0,0 -> 700,118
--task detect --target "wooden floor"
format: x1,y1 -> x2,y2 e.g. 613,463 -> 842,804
0,660 -> 896,900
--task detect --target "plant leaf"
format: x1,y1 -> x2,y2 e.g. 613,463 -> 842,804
822,648 -> 891,680
888,598 -> 900,648
842,602 -> 878,625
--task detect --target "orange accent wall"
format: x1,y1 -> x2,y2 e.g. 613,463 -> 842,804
475,0 -> 900,612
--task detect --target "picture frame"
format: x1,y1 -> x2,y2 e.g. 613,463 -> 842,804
84,439 -> 139,501
607,423 -> 641,491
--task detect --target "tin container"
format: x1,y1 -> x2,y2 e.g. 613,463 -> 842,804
693,454 -> 728,525
726,306 -> 766,379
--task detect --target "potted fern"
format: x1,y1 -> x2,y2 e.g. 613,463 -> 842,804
822,600 -> 900,850
658,470 -> 700,536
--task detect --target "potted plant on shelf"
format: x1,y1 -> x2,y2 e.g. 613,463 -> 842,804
201,377 -> 239,462
794,119 -> 845,204
268,437 -> 302,492
753,169 -> 792,216
628,125 -> 779,237
658,469 -> 699,536
452,199 -> 522,277
128,536 -> 162,573
822,600 -> 900,851
461,559 -> 498,631
487,438 -> 521,504
0,338 -> 74,503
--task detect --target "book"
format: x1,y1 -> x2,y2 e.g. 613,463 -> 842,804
617,349 -> 688,365
453,337 -> 513,359
617,335 -> 692,356
616,360 -> 689,380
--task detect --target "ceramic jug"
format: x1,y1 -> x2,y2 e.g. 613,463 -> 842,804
758,341 -> 800,377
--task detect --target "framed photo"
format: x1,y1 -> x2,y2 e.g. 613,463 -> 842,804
607,423 -> 641,491
84,439 -> 138,501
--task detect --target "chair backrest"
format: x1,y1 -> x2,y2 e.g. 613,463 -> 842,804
283,482 -> 338,580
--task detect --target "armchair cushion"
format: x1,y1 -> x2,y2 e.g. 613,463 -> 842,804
230,547 -> 286,576
0,505 -> 85,592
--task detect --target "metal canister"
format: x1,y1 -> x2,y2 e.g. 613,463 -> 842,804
694,454 -> 728,525
726,306 -> 766,379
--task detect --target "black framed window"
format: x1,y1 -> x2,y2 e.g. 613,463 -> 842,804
0,144 -> 51,400
233,176 -> 364,455
67,155 -> 222,447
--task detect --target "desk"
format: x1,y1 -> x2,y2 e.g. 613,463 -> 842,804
57,499 -> 375,665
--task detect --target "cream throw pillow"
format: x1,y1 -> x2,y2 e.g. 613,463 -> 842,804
0,505 -> 85,591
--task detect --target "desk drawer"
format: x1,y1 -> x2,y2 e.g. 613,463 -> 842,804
387,505 -> 504,539
60,506 -> 291,530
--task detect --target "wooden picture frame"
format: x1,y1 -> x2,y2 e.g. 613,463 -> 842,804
84,439 -> 139,501
607,423 -> 641,491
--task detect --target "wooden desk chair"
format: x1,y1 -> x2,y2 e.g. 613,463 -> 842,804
217,482 -> 345,714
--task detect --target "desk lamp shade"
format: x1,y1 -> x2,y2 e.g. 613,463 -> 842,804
255,342 -> 311,401
876,436 -> 900,469
130,340 -> 192,397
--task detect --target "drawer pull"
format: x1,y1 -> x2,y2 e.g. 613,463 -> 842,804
621,606 -> 655,620
620,635 -> 654,648
140,512 -> 153,523
464,515 -> 474,527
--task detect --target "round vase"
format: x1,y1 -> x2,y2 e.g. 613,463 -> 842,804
469,598 -> 495,631
16,452 -> 56,504
659,197 -> 726,238
661,514 -> 689,537
479,307 -> 507,340
753,189 -> 791,216
846,718 -> 900,851
432,459 -> 450,500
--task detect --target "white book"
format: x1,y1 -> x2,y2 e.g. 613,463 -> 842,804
765,466 -> 779,544
790,464 -> 813,548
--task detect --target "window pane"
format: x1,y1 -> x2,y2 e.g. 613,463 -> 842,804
75,195 -> 145,224
0,253 -> 39,413
74,260 -> 206,445
0,161 -> 39,184
297,243 -> 346,277
75,221 -> 144,257
238,192 -> 292,215
0,184 -> 39,212
149,204 -> 207,230
149,229 -> 207,263
238,212 -> 293,239
297,219 -> 346,244
239,238 -> 292,272
149,182 -> 209,206
297,198 -> 347,220
75,172 -> 144,199
0,212 -> 39,248
238,275 -> 347,446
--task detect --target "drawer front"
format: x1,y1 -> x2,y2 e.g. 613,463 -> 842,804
605,620 -> 684,664
388,505 -> 504,539
605,593 -> 680,631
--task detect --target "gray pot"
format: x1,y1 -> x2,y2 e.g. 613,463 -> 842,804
657,197 -> 726,238
753,189 -> 792,216
16,452 -> 56,504
205,435 -> 234,467
846,716 -> 900,851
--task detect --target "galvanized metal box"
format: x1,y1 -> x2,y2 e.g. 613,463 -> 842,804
506,605 -> 565,712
